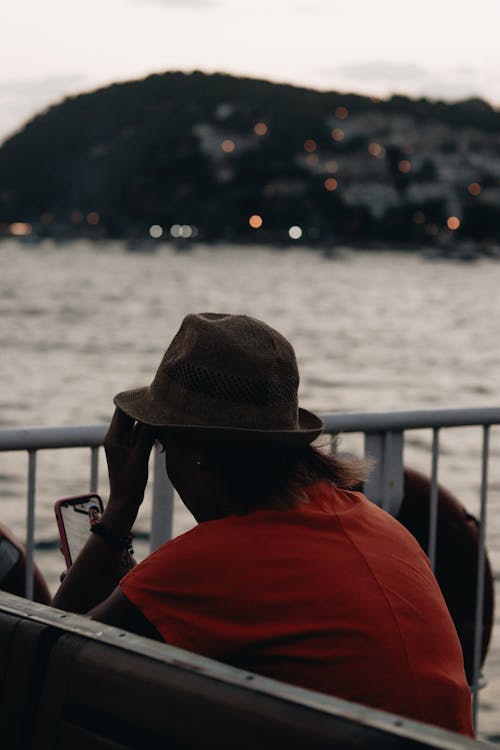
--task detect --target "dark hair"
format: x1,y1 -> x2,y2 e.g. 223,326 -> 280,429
203,436 -> 369,515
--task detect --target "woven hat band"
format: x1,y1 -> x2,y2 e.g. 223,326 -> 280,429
159,359 -> 298,409
149,376 -> 300,431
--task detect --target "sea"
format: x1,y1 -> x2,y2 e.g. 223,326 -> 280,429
1,238 -> 499,740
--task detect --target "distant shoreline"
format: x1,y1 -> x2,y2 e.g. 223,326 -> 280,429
2,72 -> 500,249
2,235 -> 499,262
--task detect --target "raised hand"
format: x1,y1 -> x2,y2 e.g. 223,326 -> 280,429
103,408 -> 155,528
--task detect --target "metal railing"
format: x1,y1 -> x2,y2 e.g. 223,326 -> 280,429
1,405 -> 499,731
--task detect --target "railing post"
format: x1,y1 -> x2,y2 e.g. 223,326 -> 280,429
25,450 -> 37,600
472,426 -> 490,729
90,446 -> 99,493
363,431 -> 404,517
150,443 -> 174,552
428,429 -> 440,570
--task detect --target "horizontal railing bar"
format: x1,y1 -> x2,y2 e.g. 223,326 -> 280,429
322,407 -> 500,433
0,425 -> 107,451
0,408 -> 498,453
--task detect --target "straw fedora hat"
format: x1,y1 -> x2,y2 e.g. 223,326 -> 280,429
114,312 -> 323,445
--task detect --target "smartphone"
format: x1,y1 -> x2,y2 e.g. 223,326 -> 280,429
54,493 -> 104,568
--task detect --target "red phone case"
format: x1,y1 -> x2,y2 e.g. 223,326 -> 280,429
54,494 -> 103,568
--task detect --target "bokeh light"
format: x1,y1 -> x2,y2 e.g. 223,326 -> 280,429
169,224 -> 196,238
304,139 -> 317,153
447,216 -> 461,230
249,214 -> 263,228
288,225 -> 302,240
335,106 -> 349,119
331,128 -> 344,142
324,177 -> 338,191
149,224 -> 163,238
398,160 -> 411,174
86,212 -> 100,225
368,142 -> 384,157
468,182 -> 481,196
9,222 -> 32,236
221,139 -> 235,153
254,122 -> 268,136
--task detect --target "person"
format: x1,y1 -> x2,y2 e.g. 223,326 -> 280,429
53,312 -> 474,736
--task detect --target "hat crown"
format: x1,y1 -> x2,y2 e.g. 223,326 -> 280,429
151,313 -> 299,428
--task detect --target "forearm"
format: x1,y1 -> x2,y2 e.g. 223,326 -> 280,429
52,502 -> 137,614
53,409 -> 154,614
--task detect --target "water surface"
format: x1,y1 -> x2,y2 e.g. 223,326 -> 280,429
1,239 -> 499,738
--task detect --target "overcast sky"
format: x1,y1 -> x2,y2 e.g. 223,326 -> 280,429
2,0 -> 500,143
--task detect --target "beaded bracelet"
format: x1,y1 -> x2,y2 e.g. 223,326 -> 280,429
90,522 -> 133,552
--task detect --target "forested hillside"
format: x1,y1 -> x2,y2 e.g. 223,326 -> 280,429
1,71 -> 500,245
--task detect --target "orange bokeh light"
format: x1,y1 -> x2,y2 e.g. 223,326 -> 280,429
87,212 -> 100,225
447,216 -> 461,231
324,178 -> 338,191
368,142 -> 383,157
468,182 -> 481,196
221,139 -> 235,153
335,106 -> 349,119
304,139 -> 317,153
398,160 -> 411,173
254,122 -> 268,136
249,214 -> 263,229
9,222 -> 32,236
331,128 -> 344,142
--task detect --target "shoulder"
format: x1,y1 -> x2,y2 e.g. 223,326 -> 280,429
310,482 -> 431,560
122,515 -> 249,588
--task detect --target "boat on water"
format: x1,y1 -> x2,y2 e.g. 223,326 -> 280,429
0,406 -> 498,747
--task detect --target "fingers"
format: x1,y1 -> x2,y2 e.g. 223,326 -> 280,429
104,410 -> 155,509
105,407 -> 154,455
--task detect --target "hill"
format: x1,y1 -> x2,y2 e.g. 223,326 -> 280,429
1,71 -> 500,245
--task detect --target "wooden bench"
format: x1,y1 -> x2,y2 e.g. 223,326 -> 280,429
0,591 -> 484,749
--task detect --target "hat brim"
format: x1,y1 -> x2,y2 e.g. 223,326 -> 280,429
113,388 -> 324,446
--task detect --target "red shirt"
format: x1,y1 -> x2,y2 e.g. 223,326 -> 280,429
121,482 -> 473,736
